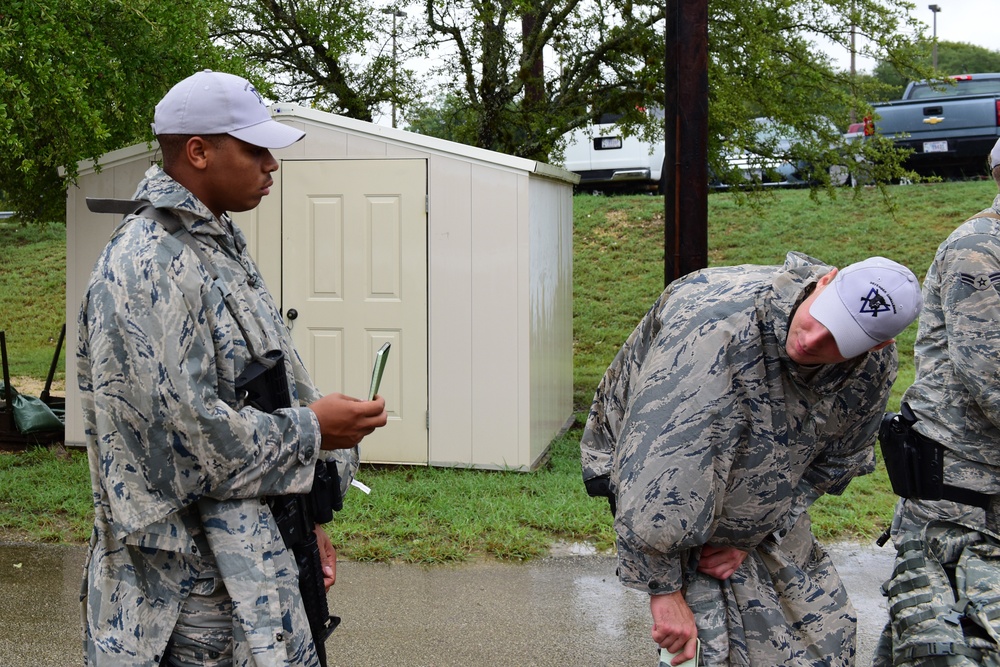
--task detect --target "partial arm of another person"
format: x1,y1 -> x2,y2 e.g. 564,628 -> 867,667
942,235 -> 1000,429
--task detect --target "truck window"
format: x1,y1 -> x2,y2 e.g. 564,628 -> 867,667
908,77 -> 1000,99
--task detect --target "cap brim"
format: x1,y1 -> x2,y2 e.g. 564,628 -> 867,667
228,119 -> 305,149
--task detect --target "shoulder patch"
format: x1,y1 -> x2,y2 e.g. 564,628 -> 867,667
959,272 -> 1000,291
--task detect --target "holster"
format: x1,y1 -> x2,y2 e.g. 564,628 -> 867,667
584,475 -> 617,517
879,403 -> 989,509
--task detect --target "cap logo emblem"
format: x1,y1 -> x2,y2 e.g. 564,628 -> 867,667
244,82 -> 265,107
860,287 -> 891,317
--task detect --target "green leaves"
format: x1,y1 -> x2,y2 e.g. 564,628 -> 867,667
0,0 -> 230,222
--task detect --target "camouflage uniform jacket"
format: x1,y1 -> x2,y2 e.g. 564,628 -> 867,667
903,193 -> 1000,469
581,251 -> 897,596
870,196 -> 1000,667
78,165 -> 356,666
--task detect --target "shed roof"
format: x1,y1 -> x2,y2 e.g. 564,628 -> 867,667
73,103 -> 579,185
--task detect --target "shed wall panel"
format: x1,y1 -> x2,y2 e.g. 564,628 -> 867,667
469,165 -> 521,468
426,155 -> 474,466
527,178 -> 574,465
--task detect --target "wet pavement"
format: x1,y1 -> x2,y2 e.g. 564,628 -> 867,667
0,540 -> 893,666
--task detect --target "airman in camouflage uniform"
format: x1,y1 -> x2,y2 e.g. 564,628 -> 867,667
581,251 -> 921,666
872,140 -> 1000,667
78,71 -> 387,666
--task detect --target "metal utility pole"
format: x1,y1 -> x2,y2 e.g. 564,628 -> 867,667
663,0 -> 709,286
382,8 -> 405,127
928,4 -> 940,70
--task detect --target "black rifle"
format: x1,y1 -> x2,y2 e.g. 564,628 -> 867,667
236,351 -> 342,666
234,349 -> 291,415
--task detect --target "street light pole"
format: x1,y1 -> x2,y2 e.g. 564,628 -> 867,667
928,4 -> 940,70
382,8 -> 405,128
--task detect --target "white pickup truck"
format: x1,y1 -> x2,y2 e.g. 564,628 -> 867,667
561,110 -> 665,192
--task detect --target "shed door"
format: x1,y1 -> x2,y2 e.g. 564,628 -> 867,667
281,159 -> 428,464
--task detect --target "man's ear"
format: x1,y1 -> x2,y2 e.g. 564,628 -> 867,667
184,136 -> 210,170
818,267 -> 839,287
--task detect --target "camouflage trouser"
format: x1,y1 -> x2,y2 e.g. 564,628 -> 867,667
161,577 -> 234,667
684,513 -> 856,666
873,499 -> 1000,667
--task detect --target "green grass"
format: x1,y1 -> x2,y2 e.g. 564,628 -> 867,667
1,179 -> 996,557
0,221 -> 67,380
0,447 -> 92,542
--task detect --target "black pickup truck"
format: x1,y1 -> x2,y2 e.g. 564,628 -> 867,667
870,73 -> 1000,177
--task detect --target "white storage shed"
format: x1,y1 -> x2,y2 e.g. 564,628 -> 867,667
64,104 -> 577,471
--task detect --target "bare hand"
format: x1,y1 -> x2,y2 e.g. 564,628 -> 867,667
314,524 -> 337,592
650,591 -> 698,660
697,544 -> 748,580
309,393 -> 387,450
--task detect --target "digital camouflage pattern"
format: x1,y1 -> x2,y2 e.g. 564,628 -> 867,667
581,251 -> 899,666
874,516 -> 1000,667
78,165 -> 358,666
873,195 -> 1000,666
901,195 -> 1000,467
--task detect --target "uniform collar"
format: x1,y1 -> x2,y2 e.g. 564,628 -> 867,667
132,164 -> 230,238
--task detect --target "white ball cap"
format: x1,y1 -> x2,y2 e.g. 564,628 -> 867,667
991,137 -> 1000,170
152,70 -> 304,149
809,257 -> 922,359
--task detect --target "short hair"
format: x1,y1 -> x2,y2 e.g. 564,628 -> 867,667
156,134 -> 229,169
993,163 -> 1000,190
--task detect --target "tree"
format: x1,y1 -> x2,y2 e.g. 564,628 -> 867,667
211,0 -> 420,122
421,0 -> 667,162
874,41 -> 1000,95
404,92 -> 480,144
935,42 -> 1000,75
0,0 -> 233,222
405,0 -> 933,186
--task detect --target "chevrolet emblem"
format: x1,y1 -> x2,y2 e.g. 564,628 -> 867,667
923,116 -> 944,125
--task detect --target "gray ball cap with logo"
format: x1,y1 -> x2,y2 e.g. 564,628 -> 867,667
810,256 -> 922,359
152,70 -> 305,149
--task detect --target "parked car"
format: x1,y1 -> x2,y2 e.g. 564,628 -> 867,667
870,72 -> 1000,177
562,114 -> 847,191
560,109 -> 666,192
711,117 -> 849,188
